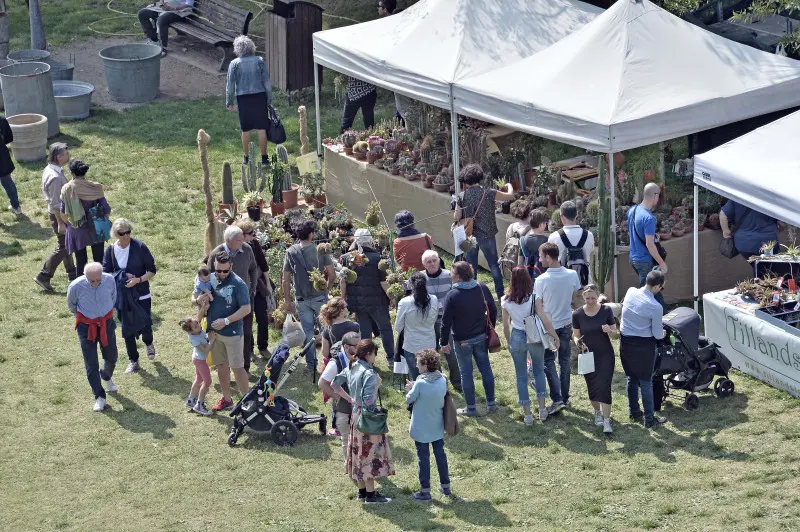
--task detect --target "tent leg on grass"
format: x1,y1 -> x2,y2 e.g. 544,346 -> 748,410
608,151 -> 618,301
449,86 -> 461,195
694,184 -> 699,313
314,61 -> 322,157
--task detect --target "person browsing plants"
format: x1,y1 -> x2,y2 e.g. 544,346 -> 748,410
628,183 -> 668,312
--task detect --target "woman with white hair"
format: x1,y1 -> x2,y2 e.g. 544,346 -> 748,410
226,35 -> 273,166
102,218 -> 158,373
340,228 -> 395,366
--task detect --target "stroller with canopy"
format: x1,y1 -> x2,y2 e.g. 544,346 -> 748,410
228,341 -> 326,446
655,307 -> 734,410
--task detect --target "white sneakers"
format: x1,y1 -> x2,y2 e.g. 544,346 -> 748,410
146,344 -> 157,361
594,410 -> 604,426
103,379 -> 118,393
93,397 -> 106,412
603,419 -> 613,434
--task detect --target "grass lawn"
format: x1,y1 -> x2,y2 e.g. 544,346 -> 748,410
1,7 -> 800,532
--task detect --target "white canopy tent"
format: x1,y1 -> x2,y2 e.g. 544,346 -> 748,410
692,110 -> 800,309
452,0 -> 800,299
311,0 -> 602,182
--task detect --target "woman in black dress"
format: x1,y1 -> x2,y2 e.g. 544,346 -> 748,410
572,284 -> 617,434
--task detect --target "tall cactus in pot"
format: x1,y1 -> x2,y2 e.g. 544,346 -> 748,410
222,161 -> 234,205
241,142 -> 267,193
591,156 -> 614,292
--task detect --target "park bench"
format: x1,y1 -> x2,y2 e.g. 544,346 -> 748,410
170,0 -> 253,70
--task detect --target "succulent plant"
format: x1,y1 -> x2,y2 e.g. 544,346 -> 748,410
309,268 -> 328,292
386,283 -> 406,301
341,131 -> 358,148
365,201 -> 381,227
341,267 -> 358,284
353,141 -> 369,154
317,242 -> 332,256
378,259 -> 390,272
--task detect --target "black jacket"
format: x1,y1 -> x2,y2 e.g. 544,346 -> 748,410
0,117 -> 15,177
440,282 -> 497,345
344,246 -> 387,313
102,239 -> 157,301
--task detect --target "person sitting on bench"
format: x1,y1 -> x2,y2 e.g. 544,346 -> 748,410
138,0 -> 194,55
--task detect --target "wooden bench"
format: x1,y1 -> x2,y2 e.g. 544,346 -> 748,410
170,0 -> 253,70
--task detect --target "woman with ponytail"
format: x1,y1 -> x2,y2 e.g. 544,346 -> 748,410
395,272 -> 439,379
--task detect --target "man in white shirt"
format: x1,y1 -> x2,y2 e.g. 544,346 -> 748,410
534,242 -> 581,413
548,200 -> 594,287
317,332 -> 360,457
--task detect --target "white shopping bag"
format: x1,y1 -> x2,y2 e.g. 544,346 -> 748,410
393,357 -> 409,375
578,351 -> 595,375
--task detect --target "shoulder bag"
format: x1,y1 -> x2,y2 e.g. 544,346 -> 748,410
478,285 -> 502,353
443,390 -> 459,436
719,207 -> 751,259
266,105 -> 287,144
632,205 -> 667,260
456,188 -> 488,238
356,370 -> 389,435
522,294 -> 547,344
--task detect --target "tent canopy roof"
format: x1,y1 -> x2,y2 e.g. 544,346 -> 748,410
453,0 -> 800,151
312,0 -> 601,108
694,110 -> 800,227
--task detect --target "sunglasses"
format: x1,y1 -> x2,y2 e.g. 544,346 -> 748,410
244,231 -> 254,236
215,268 -> 232,274
118,230 -> 131,236
89,278 -> 102,285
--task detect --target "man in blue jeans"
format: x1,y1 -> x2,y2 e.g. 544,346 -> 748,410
282,219 -> 335,371
620,270 -> 668,428
628,183 -> 668,312
440,261 -> 497,417
535,243 -> 581,414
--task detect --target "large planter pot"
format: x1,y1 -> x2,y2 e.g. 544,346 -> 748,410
99,43 -> 161,103
343,146 -> 353,156
433,182 -> 451,193
7,113 -> 48,161
52,81 -> 94,120
282,184 -> 300,208
0,62 -> 60,137
312,194 -> 327,208
247,205 -> 262,222
270,200 -> 285,215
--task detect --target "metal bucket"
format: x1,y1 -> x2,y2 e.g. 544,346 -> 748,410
7,113 -> 48,162
53,81 -> 94,120
46,58 -> 75,81
99,44 -> 161,103
0,62 -> 60,137
7,49 -> 51,63
0,59 -> 12,110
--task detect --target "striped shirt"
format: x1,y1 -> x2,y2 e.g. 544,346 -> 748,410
620,287 -> 664,339
424,269 -> 452,319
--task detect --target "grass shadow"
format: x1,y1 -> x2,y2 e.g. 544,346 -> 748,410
138,361 -> 193,398
105,391 -> 176,440
0,215 -> 53,242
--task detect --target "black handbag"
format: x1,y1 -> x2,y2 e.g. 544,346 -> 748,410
266,105 -> 287,144
719,208 -> 751,259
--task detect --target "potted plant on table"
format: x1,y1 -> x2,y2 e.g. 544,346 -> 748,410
433,173 -> 451,193
366,145 -> 384,164
697,213 -> 707,231
300,171 -> 326,208
353,141 -> 369,161
242,191 -> 264,222
672,221 -> 686,238
659,219 -> 673,241
269,158 -> 286,215
342,130 -> 358,155
706,212 -> 721,230
761,241 -> 777,257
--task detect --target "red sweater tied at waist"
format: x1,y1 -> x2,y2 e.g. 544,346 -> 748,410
75,310 -> 115,346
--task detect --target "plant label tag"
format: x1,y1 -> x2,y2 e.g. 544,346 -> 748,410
795,300 -> 800,311
772,293 -> 781,304
789,280 -> 797,292
776,278 -> 783,289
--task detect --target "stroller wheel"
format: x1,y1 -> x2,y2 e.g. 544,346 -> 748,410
684,393 -> 700,410
716,378 -> 735,397
271,419 -> 299,446
319,419 -> 327,435
228,432 -> 238,447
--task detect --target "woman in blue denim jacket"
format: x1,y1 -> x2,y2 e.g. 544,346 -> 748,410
226,35 -> 273,166
405,349 -> 451,501
332,339 -> 395,504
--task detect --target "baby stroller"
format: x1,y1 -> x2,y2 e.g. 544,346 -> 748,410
655,307 -> 734,410
228,341 -> 327,447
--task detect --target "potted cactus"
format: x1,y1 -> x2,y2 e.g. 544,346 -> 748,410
366,145 -> 383,164
300,171 -> 326,208
659,219 -> 673,240
706,212 -> 720,230
697,213 -> 707,232
353,141 -> 369,161
342,130 -> 358,155
390,163 -> 401,176
672,221 -> 686,238
375,157 -> 386,170
433,173 -> 451,193
242,191 -> 264,221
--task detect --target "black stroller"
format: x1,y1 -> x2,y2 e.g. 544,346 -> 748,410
228,341 -> 327,447
656,307 -> 735,410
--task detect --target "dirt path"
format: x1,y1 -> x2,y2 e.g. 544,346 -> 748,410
49,36 -> 227,110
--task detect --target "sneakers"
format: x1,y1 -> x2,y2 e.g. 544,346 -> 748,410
125,361 -> 140,374
103,378 -> 118,393
364,492 -> 392,504
548,401 -> 565,415
539,407 -> 549,422
211,397 -> 235,412
441,486 -> 452,497
33,275 -> 54,293
259,348 -> 272,360
603,419 -> 613,434
412,491 -> 432,502
185,396 -> 197,408
645,415 -> 667,429
193,401 -> 211,416
327,428 -> 341,437
9,205 -> 22,216
486,404 -> 498,414
629,413 -> 644,423
594,410 -> 604,426
93,397 -> 106,412
523,413 -> 534,426
146,344 -> 157,361
356,490 -> 367,502
456,407 -> 479,417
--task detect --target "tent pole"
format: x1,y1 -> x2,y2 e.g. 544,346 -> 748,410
314,61 -> 322,157
449,86 -> 461,195
694,185 -> 699,313
608,150 -> 618,302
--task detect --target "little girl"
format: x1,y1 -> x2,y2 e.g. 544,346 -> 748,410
179,316 -> 216,416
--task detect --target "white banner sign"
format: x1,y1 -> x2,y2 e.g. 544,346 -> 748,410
704,293 -> 800,398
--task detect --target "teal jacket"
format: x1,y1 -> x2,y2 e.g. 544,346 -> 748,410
334,359 -> 379,414
406,371 -> 447,443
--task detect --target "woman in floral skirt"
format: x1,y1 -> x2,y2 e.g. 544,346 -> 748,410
332,339 -> 395,504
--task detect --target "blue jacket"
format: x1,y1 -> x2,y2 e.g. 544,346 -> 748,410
112,269 -> 151,338
226,55 -> 273,108
102,239 -> 157,301
406,371 -> 447,443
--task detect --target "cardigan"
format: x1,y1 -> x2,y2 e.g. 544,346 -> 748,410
102,238 -> 157,301
440,282 -> 497,346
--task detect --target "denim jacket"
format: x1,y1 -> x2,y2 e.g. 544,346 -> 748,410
226,55 -> 273,108
334,359 -> 379,414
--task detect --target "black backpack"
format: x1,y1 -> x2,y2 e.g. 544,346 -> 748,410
558,229 -> 590,286
521,234 -> 547,281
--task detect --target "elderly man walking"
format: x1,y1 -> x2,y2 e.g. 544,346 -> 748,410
67,262 -> 119,412
207,225 -> 258,373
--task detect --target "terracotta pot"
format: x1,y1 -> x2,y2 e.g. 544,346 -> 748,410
391,168 -> 400,176
313,194 -> 327,208
354,151 -> 367,161
604,152 -> 625,169
697,224 -> 706,232
422,178 -> 433,188
344,147 -> 353,156
643,170 -> 656,182
406,172 -> 420,182
433,182 -> 450,193
282,184 -> 300,208
659,232 -> 672,241
366,154 -> 378,164
672,229 -> 685,238
656,183 -> 666,208
524,169 -> 536,187
270,200 -> 285,215
547,189 -> 557,207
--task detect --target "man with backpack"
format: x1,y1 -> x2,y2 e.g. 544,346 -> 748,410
627,183 -> 668,312
548,201 -> 594,287
519,208 -> 550,280
318,331 -> 360,458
